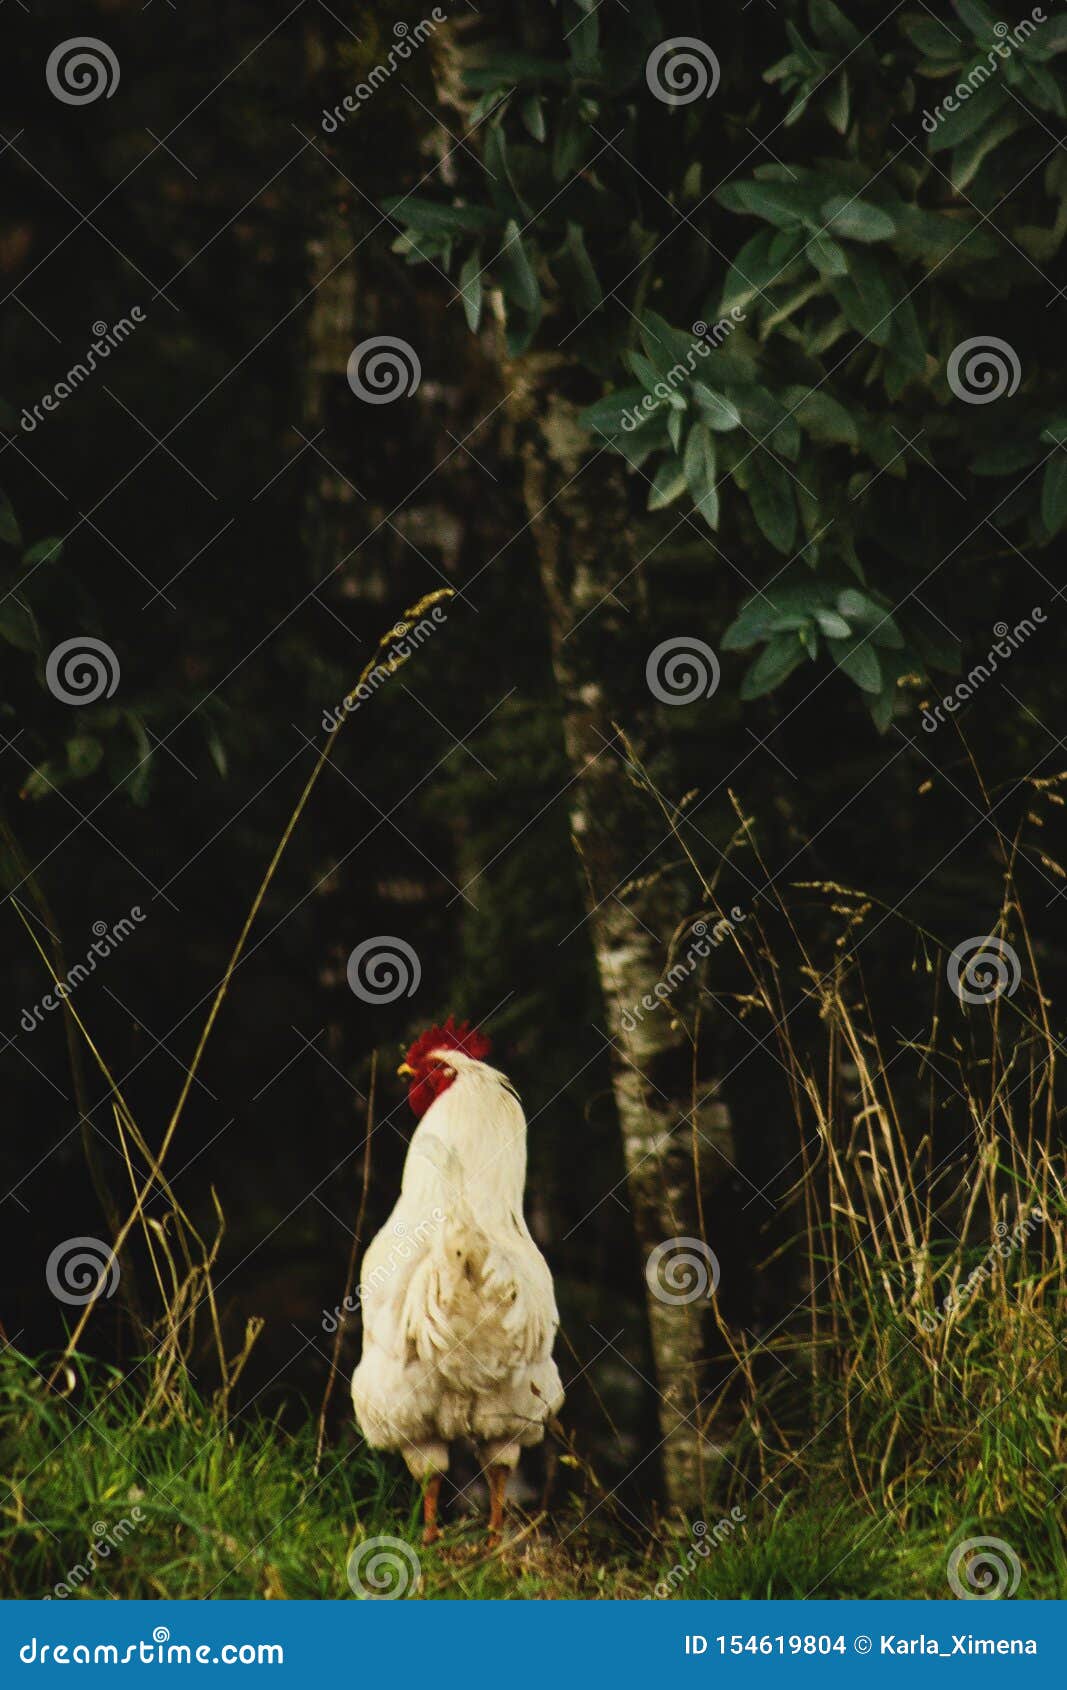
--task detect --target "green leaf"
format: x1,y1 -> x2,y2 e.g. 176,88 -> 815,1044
814,608 -> 851,638
836,588 -> 876,620
22,536 -> 64,567
503,292 -> 542,356
0,495 -> 21,548
459,248 -> 483,333
886,291 -> 927,380
626,350 -> 663,393
0,594 -> 39,653
1021,60 -> 1066,117
483,126 -> 527,219
745,459 -> 797,554
926,74 -> 1007,154
383,196 -> 498,237
499,220 -> 539,312
692,384 -> 741,431
499,222 -> 543,354
809,0 -> 862,49
578,386 -> 646,439
900,13 -> 962,60
202,720 -> 228,779
740,632 -> 808,699
1029,17 -> 1067,58
908,617 -> 961,674
563,222 -> 602,311
955,0 -> 1000,40
20,760 -> 64,802
520,94 -> 546,142
722,229 -> 805,314
806,313 -> 851,357
870,681 -> 896,734
65,734 -> 104,779
695,480 -> 720,531
1041,454 -> 1067,536
567,6 -> 600,75
827,635 -> 882,693
647,457 -> 688,511
782,84 -> 817,129
787,388 -> 859,446
734,387 -> 799,458
823,71 -> 851,135
948,109 -> 1021,192
716,180 -> 821,230
971,441 -> 1043,475
891,205 -> 998,268
830,248 -> 896,345
821,196 -> 896,242
807,231 -> 849,274
723,582 -> 827,650
466,88 -> 508,126
552,101 -> 589,180
683,423 -> 719,528
461,53 -> 569,88
836,589 -> 903,646
639,310 -> 701,378
118,711 -> 154,806
616,414 -> 670,471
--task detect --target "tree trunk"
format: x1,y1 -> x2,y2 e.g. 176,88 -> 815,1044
506,356 -> 735,1511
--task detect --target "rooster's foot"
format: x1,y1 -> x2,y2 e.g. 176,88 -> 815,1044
486,1462 -> 509,1547
421,1473 -> 443,1547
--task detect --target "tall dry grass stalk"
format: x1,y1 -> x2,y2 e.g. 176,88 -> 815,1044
13,591 -> 453,1411
625,735 -> 1066,1524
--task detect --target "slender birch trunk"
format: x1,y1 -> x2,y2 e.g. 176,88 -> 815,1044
506,356 -> 735,1510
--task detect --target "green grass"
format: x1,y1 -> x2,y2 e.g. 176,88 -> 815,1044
2,1349 -> 1063,1600
653,1500 -> 1066,1601
0,1352 -> 634,1600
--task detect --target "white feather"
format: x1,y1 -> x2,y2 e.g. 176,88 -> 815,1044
351,1050 -> 564,1476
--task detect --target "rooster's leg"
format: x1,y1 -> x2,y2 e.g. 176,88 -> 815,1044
421,1474 -> 442,1546
486,1464 -> 509,1547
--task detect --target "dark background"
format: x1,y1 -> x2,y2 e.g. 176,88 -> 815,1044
2,1 -> 1064,1501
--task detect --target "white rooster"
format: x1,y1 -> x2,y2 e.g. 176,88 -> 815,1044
351,1018 -> 564,1543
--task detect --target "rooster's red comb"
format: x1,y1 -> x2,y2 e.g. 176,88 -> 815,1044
403,1015 -> 492,1072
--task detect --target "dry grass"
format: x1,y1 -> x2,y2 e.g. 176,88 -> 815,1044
640,766 -> 1067,1596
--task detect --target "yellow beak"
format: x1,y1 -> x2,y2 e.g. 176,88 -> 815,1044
397,1062 -> 414,1079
